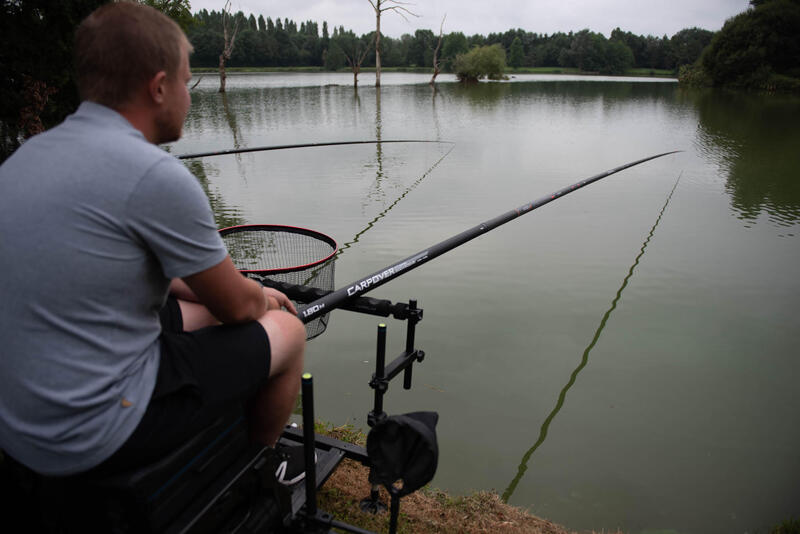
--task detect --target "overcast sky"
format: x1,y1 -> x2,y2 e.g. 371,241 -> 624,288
189,0 -> 751,39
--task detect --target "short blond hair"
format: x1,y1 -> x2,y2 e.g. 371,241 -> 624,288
75,1 -> 193,108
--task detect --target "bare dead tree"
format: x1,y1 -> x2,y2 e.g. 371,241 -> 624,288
218,0 -> 240,93
367,0 -> 418,88
430,14 -> 446,87
343,40 -> 373,88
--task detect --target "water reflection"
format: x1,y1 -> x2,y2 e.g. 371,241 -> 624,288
689,89 -> 800,232
452,81 -> 512,108
184,159 -> 245,229
501,175 -> 682,502
334,88 -> 455,259
367,88 -> 385,207
334,143 -> 455,259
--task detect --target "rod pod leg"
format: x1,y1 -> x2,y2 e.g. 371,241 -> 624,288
301,373 -> 317,518
388,489 -> 401,534
359,484 -> 388,514
361,324 -> 389,514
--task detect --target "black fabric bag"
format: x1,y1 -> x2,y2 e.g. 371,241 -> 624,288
366,411 -> 439,497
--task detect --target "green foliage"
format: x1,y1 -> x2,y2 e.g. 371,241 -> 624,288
186,7 -> 708,74
139,0 -> 193,31
702,0 -> 800,88
557,29 -> 634,74
606,39 -> 635,74
678,63 -> 712,86
670,27 -> 714,67
772,517 -> 800,534
453,44 -> 507,82
408,29 -> 436,67
1,0 -> 109,163
509,37 -> 524,68
441,32 -> 468,70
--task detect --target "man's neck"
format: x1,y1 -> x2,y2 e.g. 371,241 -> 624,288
117,105 -> 159,144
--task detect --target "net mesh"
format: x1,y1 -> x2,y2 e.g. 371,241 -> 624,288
219,225 -> 336,340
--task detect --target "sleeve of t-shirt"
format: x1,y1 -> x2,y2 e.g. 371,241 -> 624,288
125,157 -> 228,279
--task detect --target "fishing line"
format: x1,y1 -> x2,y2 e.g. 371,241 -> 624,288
333,142 -> 457,261
270,142 -> 456,289
501,173 -> 683,502
298,151 -> 682,323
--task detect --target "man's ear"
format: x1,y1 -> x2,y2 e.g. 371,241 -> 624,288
148,71 -> 168,104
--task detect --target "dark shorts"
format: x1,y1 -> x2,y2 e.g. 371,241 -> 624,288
91,297 -> 270,475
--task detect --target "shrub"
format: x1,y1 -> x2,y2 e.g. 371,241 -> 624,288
453,44 -> 507,83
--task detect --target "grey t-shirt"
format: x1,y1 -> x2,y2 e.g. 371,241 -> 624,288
0,102 -> 228,475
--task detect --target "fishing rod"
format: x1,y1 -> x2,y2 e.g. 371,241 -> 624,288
298,151 -> 681,324
177,139 -> 453,160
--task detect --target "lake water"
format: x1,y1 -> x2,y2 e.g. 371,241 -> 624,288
168,72 -> 800,534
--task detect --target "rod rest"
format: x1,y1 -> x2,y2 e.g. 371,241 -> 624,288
256,277 -> 421,320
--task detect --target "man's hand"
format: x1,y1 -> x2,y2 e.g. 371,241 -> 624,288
262,287 -> 297,314
183,256 -> 267,323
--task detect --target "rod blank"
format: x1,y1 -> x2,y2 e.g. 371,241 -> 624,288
177,139 -> 453,160
298,151 -> 681,324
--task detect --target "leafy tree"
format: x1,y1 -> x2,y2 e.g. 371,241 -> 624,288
453,44 -> 506,82
670,27 -> 714,68
605,40 -> 635,74
139,0 -> 193,30
408,29 -> 435,67
442,32 -> 469,70
702,0 -> 800,87
1,0 -> 109,163
559,30 -> 605,71
324,41 -> 347,70
509,36 -> 524,68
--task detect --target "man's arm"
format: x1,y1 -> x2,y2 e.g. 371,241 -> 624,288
182,256 -> 267,323
169,278 -> 198,302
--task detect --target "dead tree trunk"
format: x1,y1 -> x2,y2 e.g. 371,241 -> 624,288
218,0 -> 240,94
430,14 -> 446,87
344,42 -> 372,88
368,0 -> 418,88
375,7 -> 382,88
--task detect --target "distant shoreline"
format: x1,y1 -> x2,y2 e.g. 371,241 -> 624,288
191,66 -> 677,79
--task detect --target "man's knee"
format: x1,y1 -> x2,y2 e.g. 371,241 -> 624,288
258,310 -> 305,375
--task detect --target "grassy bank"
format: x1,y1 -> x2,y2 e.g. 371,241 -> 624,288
506,67 -> 674,77
315,422 -> 615,534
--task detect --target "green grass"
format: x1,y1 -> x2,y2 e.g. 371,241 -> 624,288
772,517 -> 800,534
507,66 -> 579,74
191,66 -> 326,73
625,67 -> 676,77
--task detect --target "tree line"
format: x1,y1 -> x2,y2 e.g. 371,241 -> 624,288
683,0 -> 800,90
186,9 -> 714,75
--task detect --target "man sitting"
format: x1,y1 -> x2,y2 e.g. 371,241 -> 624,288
0,2 -> 306,485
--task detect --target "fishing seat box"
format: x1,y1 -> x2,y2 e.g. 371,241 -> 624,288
94,409 -> 284,533
4,409 -> 282,533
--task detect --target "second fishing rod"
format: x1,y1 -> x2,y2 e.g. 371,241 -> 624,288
298,151 -> 681,324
